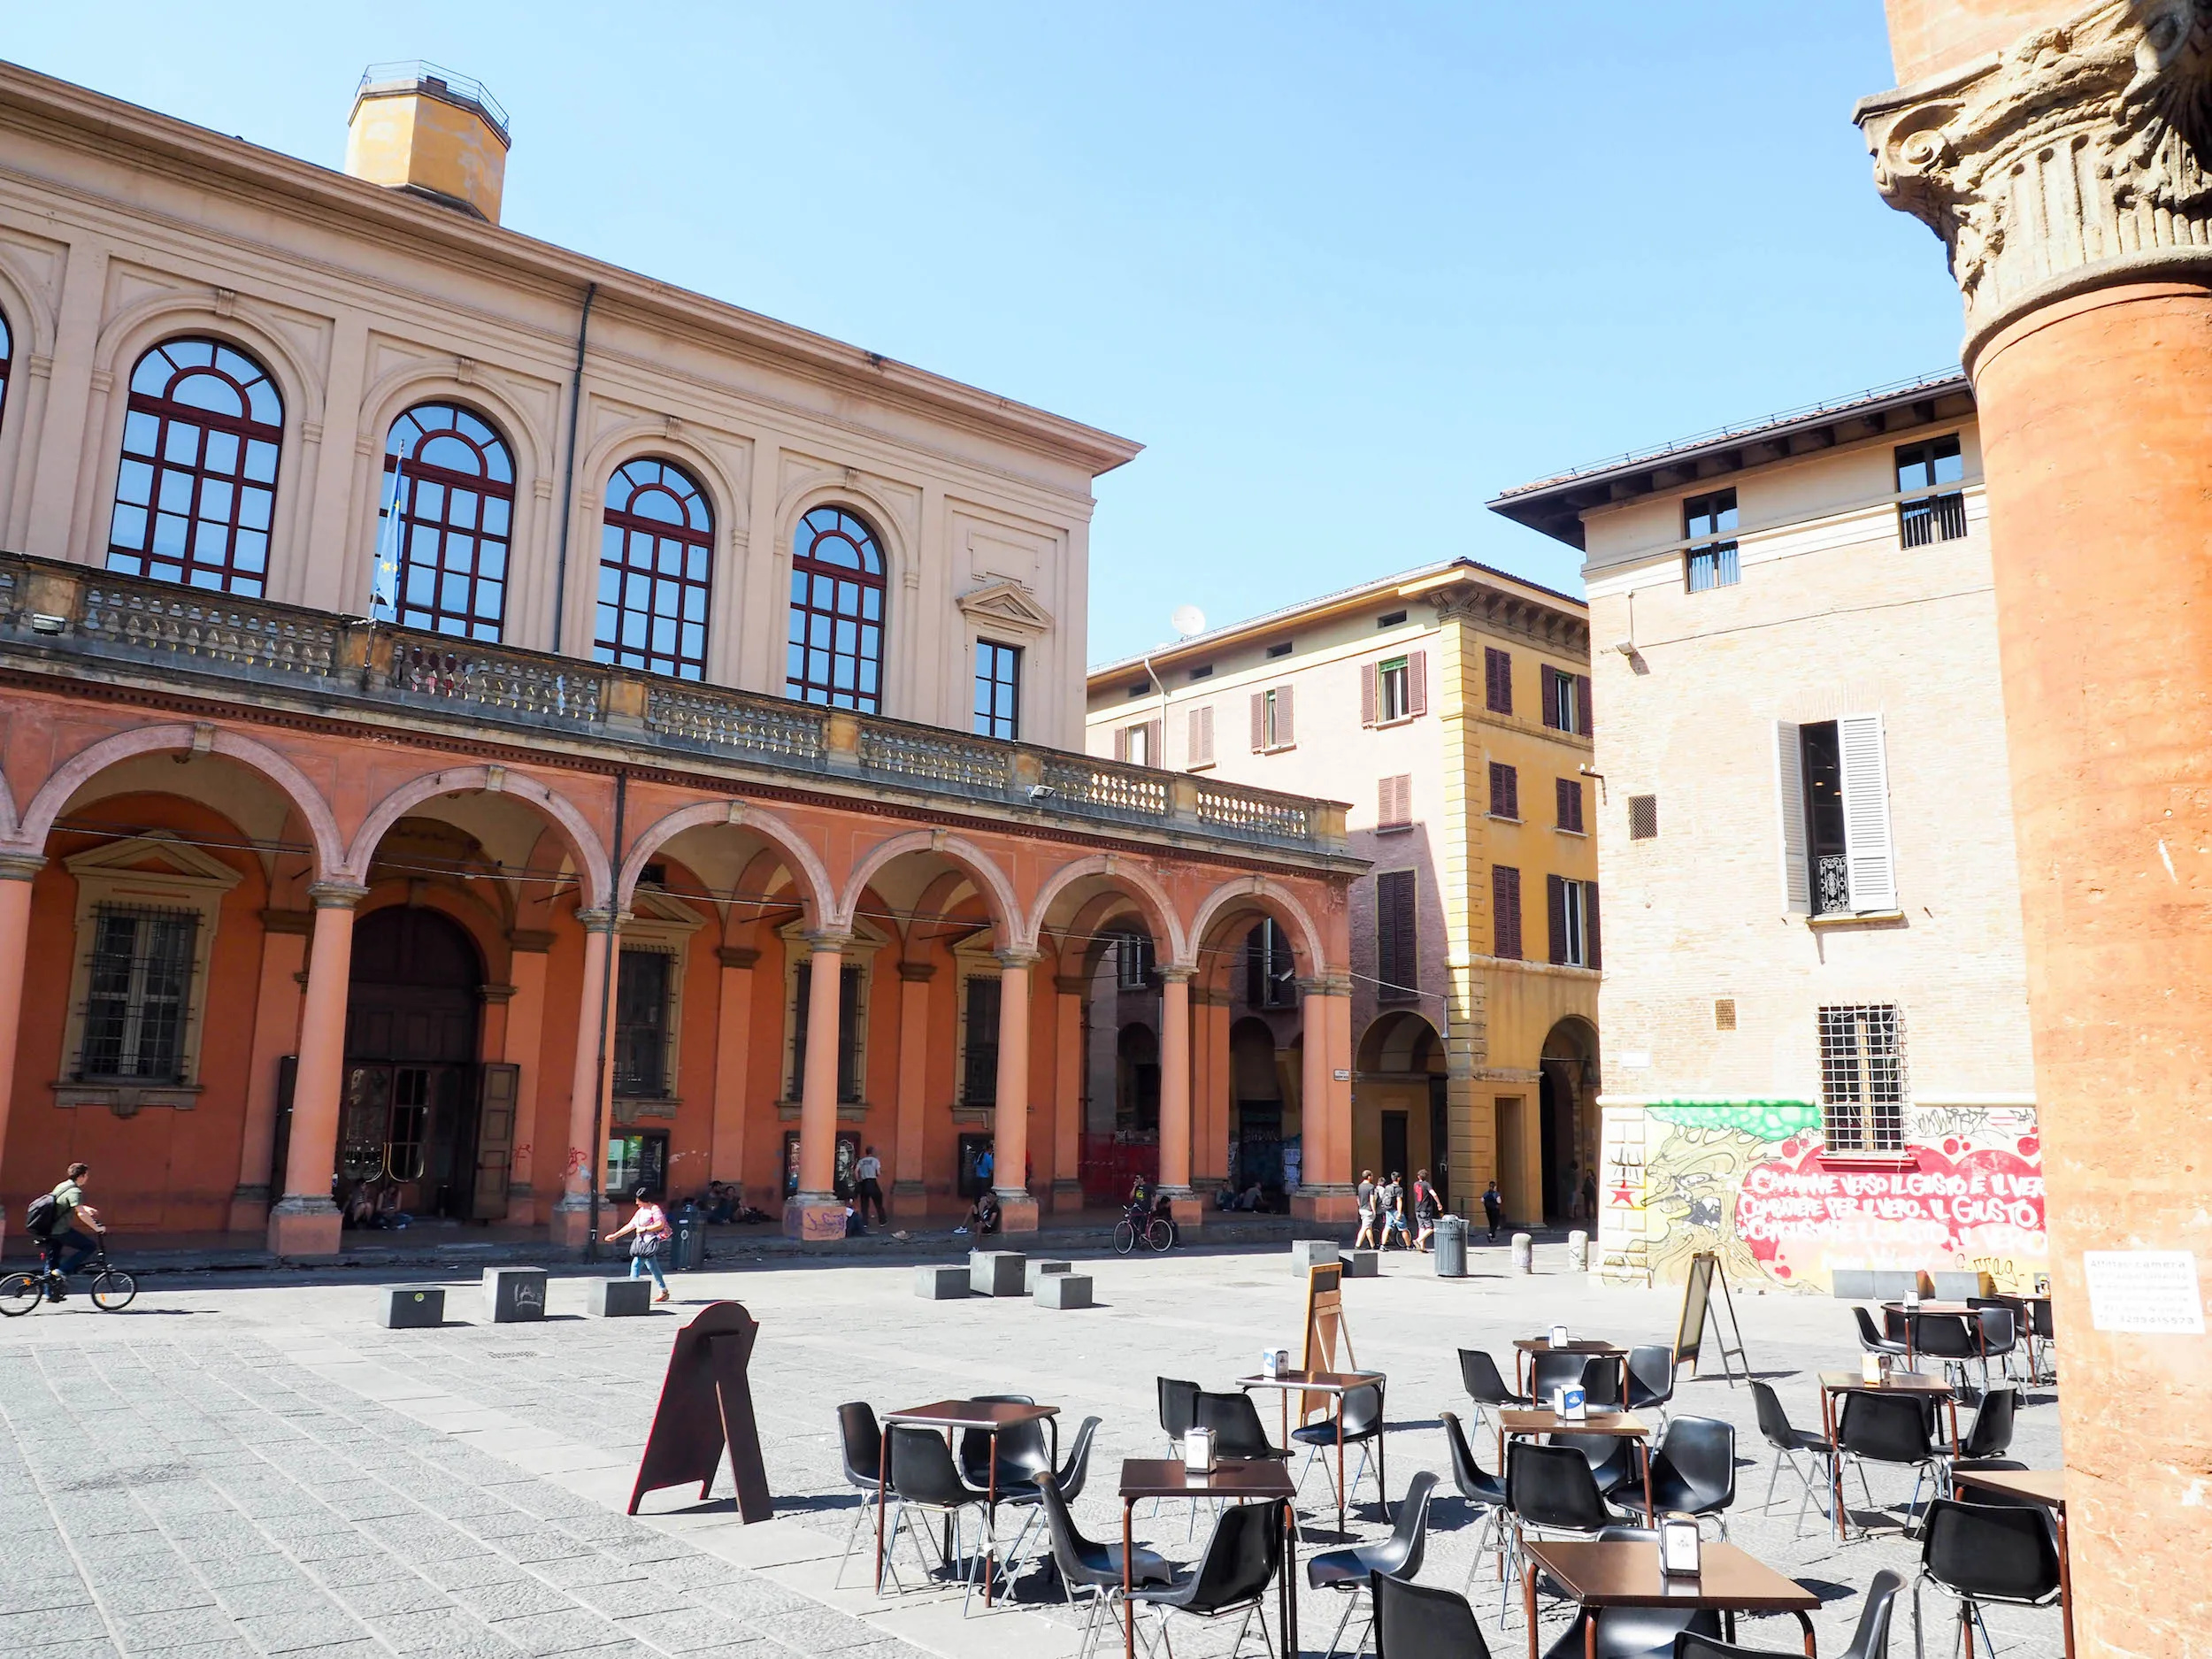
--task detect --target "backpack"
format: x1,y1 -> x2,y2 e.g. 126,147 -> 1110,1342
22,1191 -> 59,1238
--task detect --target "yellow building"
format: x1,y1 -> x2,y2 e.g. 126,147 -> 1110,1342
1084,560 -> 1600,1225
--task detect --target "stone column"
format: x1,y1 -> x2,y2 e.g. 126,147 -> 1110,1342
550,909 -> 619,1249
711,945 -> 758,1197
0,853 -> 42,1246
1859,10 -> 2212,1645
267,882 -> 368,1258
227,908 -> 310,1233
1156,967 -> 1200,1225
891,962 -> 933,1217
990,948 -> 1041,1232
1292,977 -> 1358,1222
784,933 -> 849,1239
503,929 -> 553,1223
1051,972 -> 1087,1211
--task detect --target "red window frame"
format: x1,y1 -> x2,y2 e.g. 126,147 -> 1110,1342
787,506 -> 885,710
106,337 -> 284,596
376,403 -> 515,641
596,458 -> 714,680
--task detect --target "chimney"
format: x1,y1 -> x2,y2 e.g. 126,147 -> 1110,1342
345,62 -> 511,224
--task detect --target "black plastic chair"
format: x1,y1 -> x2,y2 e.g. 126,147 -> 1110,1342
1550,1431 -> 1640,1500
885,1424 -> 994,1613
1195,1390 -> 1290,1461
834,1402 -> 885,1588
1672,1568 -> 1900,1659
1612,1416 -> 1736,1536
1945,1389 -> 2024,1498
1529,1351 -> 1597,1406
1748,1381 -> 1840,1537
1837,1391 -> 1943,1536
1291,1380 -> 1388,1519
1036,1470 -> 1173,1659
1438,1411 -> 1509,1594
959,1392 -> 1051,1492
2028,1296 -> 2056,1382
1306,1471 -> 1434,1659
1457,1348 -> 1529,1437
1914,1499 -> 2062,1659
1623,1345 -> 1676,1427
1160,1377 -> 1202,1451
1972,1307 -> 2024,1391
1540,1527 -> 1721,1659
1910,1314 -> 1982,1395
1502,1440 -> 1615,1620
1372,1571 -> 1494,1659
1854,1306 -> 1909,1358
1128,1500 -> 1286,1659
996,1415 -> 1102,1582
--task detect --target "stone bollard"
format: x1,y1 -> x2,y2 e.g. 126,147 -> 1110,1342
1510,1233 -> 1534,1274
1568,1230 -> 1590,1271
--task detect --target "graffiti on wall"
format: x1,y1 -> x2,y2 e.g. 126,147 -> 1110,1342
1601,1101 -> 2046,1294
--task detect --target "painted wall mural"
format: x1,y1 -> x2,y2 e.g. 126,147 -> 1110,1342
1596,1100 -> 2047,1294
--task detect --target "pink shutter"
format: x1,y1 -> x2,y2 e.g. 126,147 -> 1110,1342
1361,664 -> 1378,727
1145,719 -> 1162,767
1408,651 -> 1428,718
1278,685 -> 1294,746
1188,704 -> 1214,767
1113,726 -> 1129,762
1250,694 -> 1265,751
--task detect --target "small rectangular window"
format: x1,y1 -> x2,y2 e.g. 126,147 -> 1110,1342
1548,875 -> 1601,968
1488,761 -> 1519,820
1685,488 -> 1740,591
1246,919 -> 1297,1008
1265,641 -> 1294,658
1541,666 -> 1589,735
1379,657 -> 1410,722
78,905 -> 196,1082
1555,777 -> 1585,833
1125,680 -> 1150,698
1186,664 -> 1213,680
1627,794 -> 1658,840
1378,611 -> 1407,628
1375,871 -> 1418,998
1492,865 -> 1522,959
1484,647 -> 1513,714
1115,935 -> 1155,991
1896,434 -> 1967,547
1818,1003 -> 1905,1152
973,641 -> 1021,740
1714,997 -> 1738,1032
612,948 -> 674,1098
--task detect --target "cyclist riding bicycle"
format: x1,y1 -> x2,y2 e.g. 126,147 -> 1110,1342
33,1162 -> 104,1303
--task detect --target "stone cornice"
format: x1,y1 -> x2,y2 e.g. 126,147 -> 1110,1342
1857,0 -> 2212,361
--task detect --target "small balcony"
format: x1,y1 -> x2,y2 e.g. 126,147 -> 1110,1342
0,553 -> 1350,861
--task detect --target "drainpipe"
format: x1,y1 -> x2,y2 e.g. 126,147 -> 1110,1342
586,767 -> 625,1261
549,281 -> 597,656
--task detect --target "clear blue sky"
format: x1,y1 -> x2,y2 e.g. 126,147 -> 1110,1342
7,4 -> 1961,664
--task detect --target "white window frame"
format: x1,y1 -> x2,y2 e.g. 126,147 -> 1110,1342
1775,714 -> 1898,917
1560,879 -> 1591,968
1378,657 -> 1411,723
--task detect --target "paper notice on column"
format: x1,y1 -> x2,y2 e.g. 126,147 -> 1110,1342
2082,1250 -> 2206,1334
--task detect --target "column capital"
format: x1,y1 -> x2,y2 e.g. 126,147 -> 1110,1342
994,946 -> 1044,971
1856,0 -> 2212,357
1159,965 -> 1196,985
716,945 -> 762,971
577,907 -> 625,933
307,882 -> 370,910
1296,973 -> 1355,998
899,961 -> 938,984
805,930 -> 855,954
0,852 -> 45,882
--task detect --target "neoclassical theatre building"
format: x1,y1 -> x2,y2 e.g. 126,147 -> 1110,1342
0,62 -> 1361,1256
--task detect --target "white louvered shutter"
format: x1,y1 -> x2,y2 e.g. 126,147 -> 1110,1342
1839,712 -> 1898,912
1774,721 -> 1809,914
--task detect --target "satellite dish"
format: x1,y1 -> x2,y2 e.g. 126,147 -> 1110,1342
1171,604 -> 1207,639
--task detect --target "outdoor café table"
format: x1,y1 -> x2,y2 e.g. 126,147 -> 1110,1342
1951,1467 -> 2073,1659
1816,1371 -> 1959,1540
1878,1302 -> 1984,1367
1118,1457 -> 1297,1659
1518,1538 -> 1820,1659
1514,1337 -> 1631,1404
1495,1408 -> 1655,1522
875,1399 -> 1059,1603
1236,1368 -> 1386,1534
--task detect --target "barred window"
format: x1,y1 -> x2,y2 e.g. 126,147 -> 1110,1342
1896,435 -> 1966,547
1115,934 -> 1155,991
961,973 -> 1001,1106
1685,488 -> 1740,591
78,906 -> 197,1080
612,949 -> 674,1098
1628,794 -> 1658,840
790,962 -> 865,1103
1818,1003 -> 1905,1152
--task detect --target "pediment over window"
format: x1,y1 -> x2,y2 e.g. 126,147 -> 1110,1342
64,832 -> 242,894
956,579 -> 1053,639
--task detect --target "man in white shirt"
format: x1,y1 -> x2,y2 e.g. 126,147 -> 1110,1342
853,1146 -> 886,1225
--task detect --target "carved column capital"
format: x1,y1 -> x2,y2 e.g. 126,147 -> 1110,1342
1857,0 -> 2212,358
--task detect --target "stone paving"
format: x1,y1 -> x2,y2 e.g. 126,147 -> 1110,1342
0,1241 -> 2067,1659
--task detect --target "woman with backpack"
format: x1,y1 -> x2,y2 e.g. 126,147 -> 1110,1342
605,1185 -> 673,1302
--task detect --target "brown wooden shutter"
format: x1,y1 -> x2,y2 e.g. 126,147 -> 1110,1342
1277,684 -> 1294,746
1585,881 -> 1601,970
471,1063 -> 519,1219
1360,663 -> 1378,726
1377,870 -> 1416,994
1250,693 -> 1265,752
1502,764 -> 1519,819
1547,873 -> 1568,964
1144,719 -> 1162,768
1492,865 -> 1521,959
1188,704 -> 1214,767
1113,726 -> 1130,762
1486,647 -> 1513,714
1556,777 -> 1583,833
1407,651 -> 1428,718
1576,673 -> 1594,736
1541,666 -> 1561,730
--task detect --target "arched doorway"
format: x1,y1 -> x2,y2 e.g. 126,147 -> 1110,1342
1540,1018 -> 1597,1225
339,906 -> 488,1222
1356,1010 -> 1447,1202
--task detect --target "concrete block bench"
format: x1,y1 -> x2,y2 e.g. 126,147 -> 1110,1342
586,1278 -> 652,1317
970,1250 -> 1027,1297
1025,1259 -> 1073,1293
1035,1273 -> 1093,1310
483,1267 -> 548,1323
375,1286 -> 443,1328
1345,1249 -> 1380,1279
1290,1240 -> 1340,1275
916,1264 -> 970,1300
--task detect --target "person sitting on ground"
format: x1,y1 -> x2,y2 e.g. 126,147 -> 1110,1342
1213,1181 -> 1238,1210
373,1182 -> 411,1230
1236,1180 -> 1264,1212
961,1188 -> 1002,1237
342,1182 -> 377,1229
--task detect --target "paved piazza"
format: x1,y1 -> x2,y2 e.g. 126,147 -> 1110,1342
0,1241 -> 2065,1659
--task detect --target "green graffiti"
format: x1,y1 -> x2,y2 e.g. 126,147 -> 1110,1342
1643,1101 -> 1820,1141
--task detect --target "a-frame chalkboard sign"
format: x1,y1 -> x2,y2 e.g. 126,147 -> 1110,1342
1674,1250 -> 1749,1386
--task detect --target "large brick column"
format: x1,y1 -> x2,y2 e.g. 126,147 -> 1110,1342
1860,8 -> 2212,1648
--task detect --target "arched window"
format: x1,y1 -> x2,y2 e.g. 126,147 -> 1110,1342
596,457 -> 713,680
374,402 -> 515,641
107,338 -> 283,595
787,505 -> 885,710
0,310 -> 12,436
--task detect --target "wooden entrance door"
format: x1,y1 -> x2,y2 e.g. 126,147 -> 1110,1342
341,907 -> 484,1219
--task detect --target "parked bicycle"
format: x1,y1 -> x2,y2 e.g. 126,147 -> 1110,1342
1113,1209 -> 1176,1255
0,1234 -> 137,1315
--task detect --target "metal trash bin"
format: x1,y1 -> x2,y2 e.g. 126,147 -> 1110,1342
1433,1213 -> 1468,1278
668,1205 -> 706,1271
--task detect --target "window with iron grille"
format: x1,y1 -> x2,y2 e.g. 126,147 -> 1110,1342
1628,794 -> 1658,840
1246,918 -> 1298,1009
961,972 -> 1001,1105
1896,435 -> 1967,547
973,640 -> 1021,739
1685,488 -> 1740,592
1555,776 -> 1585,833
612,949 -> 674,1097
1818,1003 -> 1906,1152
1489,762 -> 1519,819
1714,997 -> 1737,1031
1492,865 -> 1522,960
789,962 -> 865,1102
1115,934 -> 1155,991
77,905 -> 197,1081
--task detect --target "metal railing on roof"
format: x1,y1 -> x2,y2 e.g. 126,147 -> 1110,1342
355,61 -> 511,142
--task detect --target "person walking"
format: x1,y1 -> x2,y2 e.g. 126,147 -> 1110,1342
1380,1171 -> 1409,1249
854,1145 -> 887,1225
1353,1170 -> 1379,1249
1581,1168 -> 1599,1223
1481,1179 -> 1504,1243
1411,1169 -> 1440,1253
606,1185 -> 673,1302
29,1162 -> 102,1302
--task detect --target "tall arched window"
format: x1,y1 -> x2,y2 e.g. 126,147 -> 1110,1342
107,338 -> 283,595
0,310 -> 12,437
596,458 -> 713,680
374,403 -> 515,641
787,505 -> 885,710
